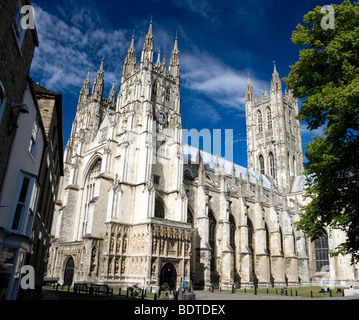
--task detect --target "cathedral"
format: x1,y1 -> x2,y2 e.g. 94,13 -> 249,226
46,23 -> 359,290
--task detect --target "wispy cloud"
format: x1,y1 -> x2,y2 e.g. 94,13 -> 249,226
30,4 -> 130,94
181,51 -> 267,111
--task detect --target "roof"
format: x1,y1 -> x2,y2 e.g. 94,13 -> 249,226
290,175 -> 305,193
182,144 -> 272,189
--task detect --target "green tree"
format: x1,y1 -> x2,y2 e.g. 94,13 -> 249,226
284,0 -> 359,262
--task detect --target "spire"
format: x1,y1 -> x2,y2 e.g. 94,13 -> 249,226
141,21 -> 154,68
155,49 -> 161,68
108,80 -> 116,107
78,69 -> 91,104
123,36 -> 137,78
92,59 -> 105,101
271,60 -> 282,93
169,36 -> 180,81
246,72 -> 255,102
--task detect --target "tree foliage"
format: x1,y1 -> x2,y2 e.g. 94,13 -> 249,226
283,0 -> 359,262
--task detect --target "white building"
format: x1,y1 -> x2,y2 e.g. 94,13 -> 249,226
46,23 -> 359,291
0,79 -> 46,300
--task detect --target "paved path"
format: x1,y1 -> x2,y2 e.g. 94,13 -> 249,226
194,290 -> 359,300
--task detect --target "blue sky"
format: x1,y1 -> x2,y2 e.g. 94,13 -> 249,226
29,0 -> 339,167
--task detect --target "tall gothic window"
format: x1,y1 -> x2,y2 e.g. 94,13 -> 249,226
266,107 -> 272,130
209,211 -> 216,271
247,218 -> 255,277
257,110 -> 263,133
155,198 -> 165,219
165,87 -> 171,101
314,231 -> 330,272
259,155 -> 265,175
83,159 -> 101,237
187,208 -> 194,228
269,152 -> 276,179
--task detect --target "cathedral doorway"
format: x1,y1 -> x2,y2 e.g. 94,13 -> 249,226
160,263 -> 177,290
63,257 -> 74,286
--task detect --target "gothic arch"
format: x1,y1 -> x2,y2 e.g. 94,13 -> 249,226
259,154 -> 265,175
80,154 -> 102,187
63,256 -> 75,286
269,152 -> 275,179
257,110 -> 263,133
187,206 -> 194,228
313,230 -> 330,272
154,196 -> 166,219
266,107 -> 272,130
208,211 -> 217,272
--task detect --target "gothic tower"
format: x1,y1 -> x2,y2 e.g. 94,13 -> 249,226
245,63 -> 304,192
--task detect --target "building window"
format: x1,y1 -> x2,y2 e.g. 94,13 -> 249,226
82,159 -> 101,237
29,121 -> 39,158
165,87 -> 171,101
12,177 -> 30,230
314,231 -> 330,272
154,199 -> 165,219
153,175 -> 160,185
257,110 -> 263,133
0,80 -> 7,125
269,152 -> 276,179
266,107 -> 272,130
259,155 -> 265,175
12,0 -> 27,50
209,211 -> 216,271
11,175 -> 39,235
187,208 -> 194,228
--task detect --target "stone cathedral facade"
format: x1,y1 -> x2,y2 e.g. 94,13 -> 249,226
46,23 -> 358,290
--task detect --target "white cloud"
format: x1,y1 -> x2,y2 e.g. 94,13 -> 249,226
30,5 -> 130,95
181,52 -> 268,111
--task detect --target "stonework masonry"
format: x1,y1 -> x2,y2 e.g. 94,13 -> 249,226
46,23 -> 359,291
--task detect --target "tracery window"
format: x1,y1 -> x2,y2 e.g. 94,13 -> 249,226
269,152 -> 276,179
259,155 -> 265,175
266,107 -> 272,130
314,231 -> 330,272
83,159 -> 101,237
257,110 -> 263,133
209,211 -> 216,271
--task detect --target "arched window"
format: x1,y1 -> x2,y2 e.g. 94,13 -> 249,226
187,208 -> 194,228
247,218 -> 255,277
209,211 -> 216,271
266,107 -> 272,130
269,152 -> 276,179
155,198 -> 165,219
0,80 -> 7,124
314,231 -> 330,272
229,214 -> 236,251
165,87 -> 171,101
257,110 -> 263,133
83,159 -> 101,237
259,155 -> 265,175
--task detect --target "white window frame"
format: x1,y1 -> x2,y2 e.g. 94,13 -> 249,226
12,0 -> 27,52
10,174 -> 39,235
0,80 -> 7,125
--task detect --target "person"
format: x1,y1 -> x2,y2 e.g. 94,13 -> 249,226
326,287 -> 331,293
336,288 -> 342,294
349,286 -> 354,290
319,287 -> 325,293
